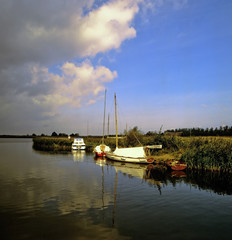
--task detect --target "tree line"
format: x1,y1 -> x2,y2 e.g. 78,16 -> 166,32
164,126 -> 232,137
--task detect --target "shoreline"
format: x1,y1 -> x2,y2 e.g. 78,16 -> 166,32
32,136 -> 232,172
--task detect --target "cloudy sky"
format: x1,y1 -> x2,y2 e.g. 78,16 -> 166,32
0,0 -> 231,135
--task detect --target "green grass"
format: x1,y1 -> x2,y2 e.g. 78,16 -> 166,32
181,137 -> 232,172
33,135 -> 232,171
33,137 -> 73,151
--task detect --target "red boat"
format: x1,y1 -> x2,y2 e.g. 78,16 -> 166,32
94,144 -> 111,157
166,160 -> 187,171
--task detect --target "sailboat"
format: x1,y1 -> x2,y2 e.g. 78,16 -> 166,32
106,93 -> 162,164
94,89 -> 111,157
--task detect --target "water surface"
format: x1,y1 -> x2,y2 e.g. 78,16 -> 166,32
0,139 -> 232,239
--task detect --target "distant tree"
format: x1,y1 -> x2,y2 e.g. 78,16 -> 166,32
59,133 -> 68,137
51,132 -> 58,137
125,126 -> 143,147
70,133 -> 79,137
165,126 -> 232,137
145,131 -> 157,136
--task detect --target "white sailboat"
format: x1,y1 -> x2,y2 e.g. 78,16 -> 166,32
106,93 -> 162,164
93,89 -> 111,157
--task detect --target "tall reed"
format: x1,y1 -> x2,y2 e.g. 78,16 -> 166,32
181,137 -> 232,171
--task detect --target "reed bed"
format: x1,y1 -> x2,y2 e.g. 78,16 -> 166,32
33,137 -> 73,151
181,137 -> 232,172
33,136 -> 232,171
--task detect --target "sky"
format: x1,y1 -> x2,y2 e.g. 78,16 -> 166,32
0,0 -> 232,136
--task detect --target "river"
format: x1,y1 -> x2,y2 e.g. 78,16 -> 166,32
0,138 -> 232,240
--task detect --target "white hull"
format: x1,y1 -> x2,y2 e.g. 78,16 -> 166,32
72,144 -> 86,150
106,152 -> 149,163
106,145 -> 162,164
106,146 -> 156,164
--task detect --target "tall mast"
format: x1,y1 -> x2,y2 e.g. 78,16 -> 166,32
114,93 -> 118,148
87,121 -> 89,137
102,89 -> 106,144
107,114 -> 110,138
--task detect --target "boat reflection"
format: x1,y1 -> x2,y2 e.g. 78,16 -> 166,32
72,150 -> 86,162
171,171 -> 186,178
94,157 -> 232,196
95,159 -> 165,190
94,156 -> 107,166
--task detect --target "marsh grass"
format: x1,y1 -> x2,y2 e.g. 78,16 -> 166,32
33,136 -> 232,171
33,137 -> 73,151
181,137 -> 232,171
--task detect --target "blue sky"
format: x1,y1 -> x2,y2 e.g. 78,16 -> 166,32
0,0 -> 231,135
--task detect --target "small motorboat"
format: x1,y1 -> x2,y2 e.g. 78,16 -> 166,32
166,160 -> 187,171
72,138 -> 86,150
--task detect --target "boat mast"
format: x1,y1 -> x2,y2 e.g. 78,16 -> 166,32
102,89 -> 106,144
107,114 -> 110,138
114,93 -> 118,148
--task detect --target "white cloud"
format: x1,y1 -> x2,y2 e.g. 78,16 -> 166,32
0,0 -> 138,133
0,0 -> 141,68
1,0 -> 189,134
78,0 -> 139,56
0,60 -> 117,134
31,60 -> 117,112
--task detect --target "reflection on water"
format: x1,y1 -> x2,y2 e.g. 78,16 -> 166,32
1,139 -> 232,240
72,150 -> 86,162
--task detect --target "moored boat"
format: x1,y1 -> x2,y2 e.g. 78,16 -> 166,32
93,89 -> 111,157
94,144 -> 111,157
105,93 -> 162,164
166,160 -> 187,171
106,145 -> 161,164
72,138 -> 86,150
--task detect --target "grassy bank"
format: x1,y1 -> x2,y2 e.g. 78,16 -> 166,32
149,136 -> 232,172
181,137 -> 232,172
32,136 -> 123,152
33,137 -> 73,151
33,136 -> 232,172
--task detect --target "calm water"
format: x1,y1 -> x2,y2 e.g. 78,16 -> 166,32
0,139 -> 232,240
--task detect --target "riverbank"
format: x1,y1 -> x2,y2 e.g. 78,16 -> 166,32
33,136 -> 117,152
32,136 -> 232,172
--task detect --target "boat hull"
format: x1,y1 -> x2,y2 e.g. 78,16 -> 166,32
106,152 -> 154,164
166,160 -> 187,171
72,145 -> 86,150
95,152 -> 106,157
171,164 -> 186,171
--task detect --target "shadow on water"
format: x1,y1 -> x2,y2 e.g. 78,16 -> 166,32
95,157 -> 232,196
147,165 -> 232,196
184,169 -> 232,195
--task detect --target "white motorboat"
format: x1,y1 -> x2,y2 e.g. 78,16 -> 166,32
72,138 -> 86,150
